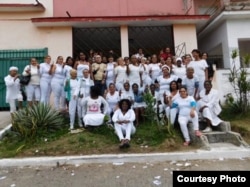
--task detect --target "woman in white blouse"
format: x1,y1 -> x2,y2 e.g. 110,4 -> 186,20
112,99 -> 136,148
114,57 -> 128,91
22,58 -> 40,107
49,56 -> 67,111
39,55 -> 52,104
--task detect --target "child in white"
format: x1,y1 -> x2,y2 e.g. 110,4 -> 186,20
64,69 -> 79,130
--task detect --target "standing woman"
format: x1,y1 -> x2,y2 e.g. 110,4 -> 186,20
74,52 -> 91,79
127,55 -> 143,89
171,86 -> 202,146
63,56 -> 75,110
22,58 -> 40,107
112,99 -> 136,148
4,67 -> 21,115
39,55 -> 52,104
187,49 -> 208,92
156,65 -> 178,96
114,57 -> 128,91
50,56 -> 67,111
148,54 -> 161,83
105,55 -> 116,89
139,57 -> 152,87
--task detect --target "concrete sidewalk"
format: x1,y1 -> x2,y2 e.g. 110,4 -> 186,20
0,111 -> 11,130
0,143 -> 249,167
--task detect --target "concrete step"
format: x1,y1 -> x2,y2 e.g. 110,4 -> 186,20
189,121 -> 250,150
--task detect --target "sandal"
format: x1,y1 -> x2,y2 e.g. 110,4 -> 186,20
183,141 -> 190,146
124,139 -> 130,148
119,140 -> 126,149
195,130 -> 202,137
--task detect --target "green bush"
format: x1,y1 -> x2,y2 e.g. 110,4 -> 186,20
11,103 -> 68,139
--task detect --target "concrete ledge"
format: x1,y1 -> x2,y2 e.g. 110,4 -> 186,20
0,124 -> 12,140
0,144 -> 249,167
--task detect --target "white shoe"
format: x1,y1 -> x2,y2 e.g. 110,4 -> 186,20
202,127 -> 212,133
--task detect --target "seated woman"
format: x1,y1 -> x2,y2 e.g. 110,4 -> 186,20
171,86 -> 202,146
81,86 -> 109,128
163,80 -> 180,125
197,80 -> 223,132
132,83 -> 146,126
104,83 -> 120,125
112,99 -> 136,148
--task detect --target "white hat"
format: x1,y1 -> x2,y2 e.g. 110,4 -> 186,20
9,66 -> 18,71
161,65 -> 170,71
176,57 -> 182,62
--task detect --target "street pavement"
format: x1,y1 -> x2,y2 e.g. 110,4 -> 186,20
0,111 -> 11,130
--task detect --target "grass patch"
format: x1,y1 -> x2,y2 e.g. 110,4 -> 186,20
1,112 -> 250,158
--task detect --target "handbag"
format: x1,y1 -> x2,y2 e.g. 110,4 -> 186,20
20,74 -> 31,85
20,65 -> 31,85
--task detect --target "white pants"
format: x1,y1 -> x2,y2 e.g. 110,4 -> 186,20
26,84 -> 40,101
165,107 -> 178,125
69,97 -> 78,128
40,78 -> 51,104
8,99 -> 17,113
114,122 -> 136,141
51,78 -> 65,110
178,112 -> 199,142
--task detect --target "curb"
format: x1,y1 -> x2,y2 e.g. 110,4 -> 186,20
0,124 -> 12,140
0,145 -> 249,167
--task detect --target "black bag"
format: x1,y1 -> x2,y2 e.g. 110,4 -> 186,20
20,86 -> 27,101
20,75 -> 31,85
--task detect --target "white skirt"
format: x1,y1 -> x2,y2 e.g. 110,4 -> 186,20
83,113 -> 105,126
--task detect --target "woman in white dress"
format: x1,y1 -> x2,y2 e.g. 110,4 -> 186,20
74,68 -> 94,127
140,57 -> 152,87
171,86 -> 202,146
148,54 -> 161,83
112,99 -> 136,148
187,49 -> 208,92
132,83 -> 146,126
119,82 -> 134,102
197,80 -> 223,132
163,80 -> 180,125
156,65 -> 178,96
127,55 -> 143,88
104,83 -> 120,125
39,55 -> 52,104
22,58 -> 40,107
114,57 -> 128,91
105,55 -> 116,88
81,86 -> 109,128
74,52 -> 91,79
50,56 -> 67,111
4,66 -> 22,114
64,69 -> 79,130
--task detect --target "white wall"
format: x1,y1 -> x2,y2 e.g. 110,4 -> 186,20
173,24 -> 197,56
0,21 -> 72,61
0,0 -> 72,61
198,21 -> 230,68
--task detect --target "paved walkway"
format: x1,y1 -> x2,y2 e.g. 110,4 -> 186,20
0,111 -> 11,130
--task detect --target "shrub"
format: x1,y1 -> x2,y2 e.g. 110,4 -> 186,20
11,103 -> 67,139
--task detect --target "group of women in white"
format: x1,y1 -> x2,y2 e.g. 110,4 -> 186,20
5,48 -> 223,147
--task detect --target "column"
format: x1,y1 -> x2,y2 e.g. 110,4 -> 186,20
120,25 -> 129,58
